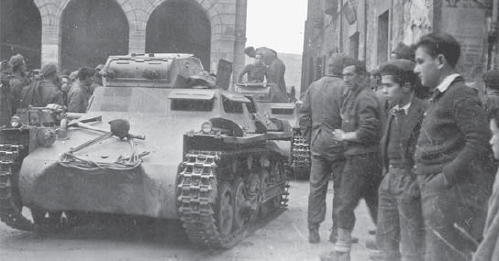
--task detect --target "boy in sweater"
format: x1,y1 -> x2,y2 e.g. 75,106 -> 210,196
413,32 -> 494,261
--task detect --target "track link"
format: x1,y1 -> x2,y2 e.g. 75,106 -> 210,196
0,144 -> 33,231
177,150 -> 289,249
291,129 -> 311,179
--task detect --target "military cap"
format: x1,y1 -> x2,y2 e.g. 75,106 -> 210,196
40,62 -> 57,77
391,42 -> 414,61
69,70 -> 79,81
484,69 -> 499,90
95,64 -> 104,71
9,54 -> 24,67
327,53 -> 357,76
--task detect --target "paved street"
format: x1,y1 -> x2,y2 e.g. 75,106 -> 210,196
0,180 -> 377,261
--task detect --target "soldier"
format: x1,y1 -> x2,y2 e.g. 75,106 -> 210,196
0,60 -> 13,127
90,64 -> 104,94
245,46 -> 287,102
238,53 -> 269,83
20,63 -> 63,108
413,32 -> 494,261
9,54 -> 29,114
299,54 -> 356,244
67,67 -> 95,113
321,59 -> 383,261
375,59 -> 428,261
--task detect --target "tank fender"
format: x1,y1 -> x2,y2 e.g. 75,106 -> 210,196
209,118 -> 244,137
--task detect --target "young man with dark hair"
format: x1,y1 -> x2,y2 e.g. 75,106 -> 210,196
67,67 -> 95,113
238,53 -> 269,83
321,59 -> 383,261
374,59 -> 428,261
300,53 -> 356,244
413,32 -> 494,261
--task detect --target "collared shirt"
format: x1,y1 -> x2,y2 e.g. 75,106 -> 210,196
392,102 -> 411,115
436,73 -> 461,93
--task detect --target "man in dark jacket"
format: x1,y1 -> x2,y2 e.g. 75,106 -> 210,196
20,63 -> 63,108
413,32 -> 495,261
375,59 -> 428,261
9,54 -> 29,114
67,67 -> 94,113
321,60 -> 383,261
299,54 -> 356,244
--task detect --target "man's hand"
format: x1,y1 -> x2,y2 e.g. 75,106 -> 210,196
332,129 -> 345,141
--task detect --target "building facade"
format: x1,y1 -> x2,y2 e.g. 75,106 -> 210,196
0,0 -> 247,79
302,0 -> 498,93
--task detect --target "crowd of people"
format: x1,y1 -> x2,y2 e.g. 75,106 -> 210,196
0,54 -> 104,127
300,32 -> 499,261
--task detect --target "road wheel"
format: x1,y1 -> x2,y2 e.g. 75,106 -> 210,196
216,182 -> 233,237
232,177 -> 246,230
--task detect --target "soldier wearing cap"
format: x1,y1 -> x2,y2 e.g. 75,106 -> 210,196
9,54 -> 29,114
299,53 -> 356,245
374,59 -> 428,261
20,63 -> 63,108
67,67 -> 95,113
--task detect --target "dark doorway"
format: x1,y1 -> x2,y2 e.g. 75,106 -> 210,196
146,0 -> 211,70
350,32 -> 359,60
0,0 -> 41,69
61,0 -> 129,71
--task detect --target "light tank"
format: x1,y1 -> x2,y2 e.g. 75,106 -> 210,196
235,82 -> 310,179
0,53 -> 291,249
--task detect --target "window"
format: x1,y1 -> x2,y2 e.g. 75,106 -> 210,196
222,97 -> 244,114
171,99 -> 213,111
271,108 -> 294,115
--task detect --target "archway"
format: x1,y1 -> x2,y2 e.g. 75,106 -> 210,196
0,0 -> 41,69
146,0 -> 211,70
60,0 -> 129,71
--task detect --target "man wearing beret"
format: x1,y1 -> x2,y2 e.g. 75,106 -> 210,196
300,53 -> 356,245
413,32 -> 495,261
375,59 -> 428,261
21,62 -> 63,108
9,54 -> 29,114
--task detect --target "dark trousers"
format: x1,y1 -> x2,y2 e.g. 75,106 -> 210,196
417,174 -> 487,261
336,152 -> 382,230
377,166 -> 424,261
307,152 -> 344,230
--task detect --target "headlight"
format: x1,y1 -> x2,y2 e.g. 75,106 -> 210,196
201,122 -> 213,134
10,116 -> 22,128
37,128 -> 56,147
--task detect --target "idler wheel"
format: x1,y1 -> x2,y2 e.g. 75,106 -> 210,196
232,178 -> 247,230
216,183 -> 234,236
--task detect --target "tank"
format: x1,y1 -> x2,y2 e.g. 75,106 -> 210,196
0,53 -> 291,249
235,82 -> 310,179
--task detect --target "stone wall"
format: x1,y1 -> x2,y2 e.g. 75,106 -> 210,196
27,0 -> 246,77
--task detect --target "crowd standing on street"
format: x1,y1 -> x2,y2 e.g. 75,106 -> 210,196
299,32 -> 499,261
0,54 -> 104,120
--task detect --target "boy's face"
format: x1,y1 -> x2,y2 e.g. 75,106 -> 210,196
490,119 -> 499,160
380,75 -> 407,105
414,46 -> 440,89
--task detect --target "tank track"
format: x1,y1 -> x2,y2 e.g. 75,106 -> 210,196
177,150 -> 288,249
0,144 -> 34,231
290,129 -> 311,179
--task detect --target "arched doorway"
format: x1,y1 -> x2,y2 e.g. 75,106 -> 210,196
146,0 -> 211,70
60,0 -> 129,71
0,0 -> 41,69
